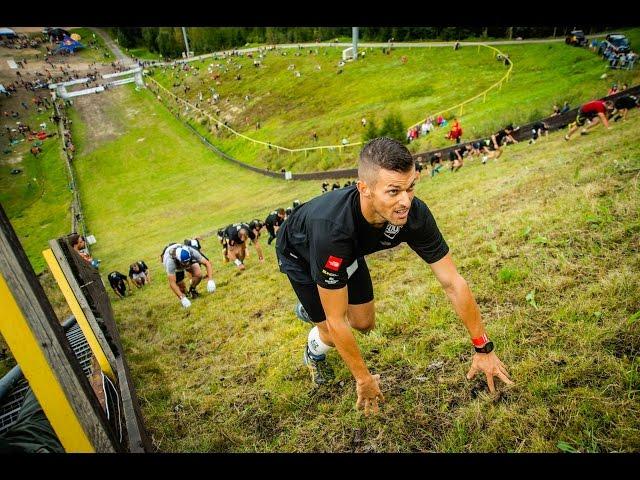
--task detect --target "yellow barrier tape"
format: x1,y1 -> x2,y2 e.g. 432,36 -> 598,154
147,43 -> 514,153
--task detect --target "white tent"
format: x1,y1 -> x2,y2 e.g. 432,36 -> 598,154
0,28 -> 17,37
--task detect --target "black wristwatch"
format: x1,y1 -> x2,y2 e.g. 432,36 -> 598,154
474,341 -> 494,354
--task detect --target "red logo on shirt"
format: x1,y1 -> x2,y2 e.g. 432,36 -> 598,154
324,255 -> 343,272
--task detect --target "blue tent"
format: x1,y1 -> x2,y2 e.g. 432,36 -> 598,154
53,35 -> 84,54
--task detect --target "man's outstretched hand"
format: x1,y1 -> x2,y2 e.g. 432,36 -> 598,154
466,351 -> 514,393
356,374 -> 385,416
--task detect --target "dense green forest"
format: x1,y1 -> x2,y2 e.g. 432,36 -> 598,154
109,26 -> 618,58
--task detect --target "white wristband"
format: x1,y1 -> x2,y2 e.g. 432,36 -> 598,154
234,259 -> 243,266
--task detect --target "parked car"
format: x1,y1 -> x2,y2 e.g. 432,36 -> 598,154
599,33 -> 631,55
566,30 -> 587,47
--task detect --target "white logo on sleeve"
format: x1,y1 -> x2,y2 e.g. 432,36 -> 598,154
384,224 -> 401,239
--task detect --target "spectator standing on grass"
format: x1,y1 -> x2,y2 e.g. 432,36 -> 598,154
446,118 -> 463,144
277,137 -> 513,412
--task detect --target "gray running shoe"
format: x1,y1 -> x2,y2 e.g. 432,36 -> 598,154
295,302 -> 312,323
303,345 -> 334,386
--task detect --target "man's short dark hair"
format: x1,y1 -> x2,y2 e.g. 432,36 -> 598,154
359,137 -> 415,184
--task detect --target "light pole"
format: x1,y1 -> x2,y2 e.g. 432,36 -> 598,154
352,27 -> 359,60
182,27 -> 190,58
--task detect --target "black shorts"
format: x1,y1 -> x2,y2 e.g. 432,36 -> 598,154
614,97 -> 637,110
175,270 -> 185,283
576,110 -> 598,127
277,250 -> 374,323
112,281 -> 125,296
266,224 -> 276,238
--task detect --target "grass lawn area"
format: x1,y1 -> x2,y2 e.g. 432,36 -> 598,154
0,109 -> 71,274
149,31 -> 640,173
65,82 -> 639,452
127,47 -> 162,61
68,27 -> 115,62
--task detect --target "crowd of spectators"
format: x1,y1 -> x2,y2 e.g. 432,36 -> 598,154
589,38 -> 637,70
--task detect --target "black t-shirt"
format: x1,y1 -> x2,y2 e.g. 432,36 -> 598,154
277,186 -> 449,289
108,271 -> 127,288
614,95 -> 638,110
225,223 -> 256,244
448,147 -> 465,161
493,129 -> 509,145
265,211 -> 284,228
532,122 -> 547,132
430,154 -> 442,166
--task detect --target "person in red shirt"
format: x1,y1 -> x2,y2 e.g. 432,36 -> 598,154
446,118 -> 463,144
564,100 -> 614,140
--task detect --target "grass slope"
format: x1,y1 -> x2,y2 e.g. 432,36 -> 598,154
70,83 -> 639,452
150,31 -> 640,173
0,109 -> 71,274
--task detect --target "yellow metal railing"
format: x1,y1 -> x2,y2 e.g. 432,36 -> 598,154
146,43 -> 513,154
408,44 -> 514,130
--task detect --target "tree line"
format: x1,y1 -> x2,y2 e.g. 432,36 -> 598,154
108,26 -> 615,59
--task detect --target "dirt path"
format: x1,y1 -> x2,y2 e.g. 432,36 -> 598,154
71,88 -> 128,153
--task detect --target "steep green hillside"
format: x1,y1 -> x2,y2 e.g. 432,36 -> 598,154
150,32 -> 640,172
69,83 -> 639,452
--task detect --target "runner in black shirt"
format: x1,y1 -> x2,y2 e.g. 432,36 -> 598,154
277,137 -> 513,415
529,122 -> 549,144
264,208 -> 286,245
107,271 -> 130,299
489,125 -> 517,159
448,145 -> 468,172
216,228 -> 227,263
223,222 -> 264,271
612,94 -> 639,122
429,152 -> 443,177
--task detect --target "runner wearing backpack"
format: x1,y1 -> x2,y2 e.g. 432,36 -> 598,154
160,242 -> 216,308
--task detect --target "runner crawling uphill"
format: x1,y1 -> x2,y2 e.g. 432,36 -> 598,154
276,137 -> 513,416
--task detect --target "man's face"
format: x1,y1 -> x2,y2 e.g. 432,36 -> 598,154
78,236 -> 86,249
132,264 -> 140,273
359,166 -> 416,226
